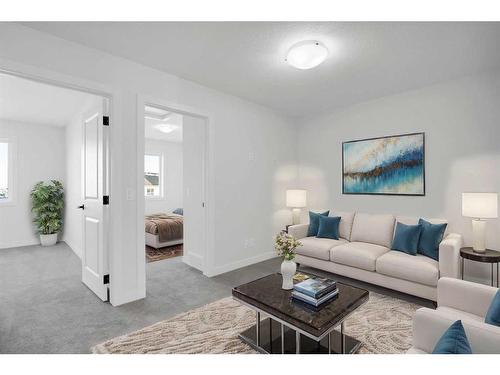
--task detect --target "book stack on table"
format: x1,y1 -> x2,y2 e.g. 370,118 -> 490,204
292,276 -> 338,307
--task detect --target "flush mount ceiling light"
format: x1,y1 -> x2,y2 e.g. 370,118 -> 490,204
155,123 -> 178,134
285,40 -> 328,70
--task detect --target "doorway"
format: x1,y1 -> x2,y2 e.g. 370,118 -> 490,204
139,101 -> 209,285
0,71 -> 112,302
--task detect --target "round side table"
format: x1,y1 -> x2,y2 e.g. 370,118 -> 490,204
460,247 -> 500,287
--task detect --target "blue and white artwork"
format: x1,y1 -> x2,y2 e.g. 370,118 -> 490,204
342,133 -> 425,195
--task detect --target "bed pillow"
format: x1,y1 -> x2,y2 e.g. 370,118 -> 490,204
173,208 -> 183,215
307,211 -> 329,237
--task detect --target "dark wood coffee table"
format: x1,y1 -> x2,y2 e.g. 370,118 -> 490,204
232,273 -> 369,354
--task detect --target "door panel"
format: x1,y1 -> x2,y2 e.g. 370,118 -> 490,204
81,111 -> 108,301
183,116 -> 206,271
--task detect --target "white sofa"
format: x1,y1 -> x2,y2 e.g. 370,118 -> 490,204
408,278 -> 500,353
289,211 -> 463,301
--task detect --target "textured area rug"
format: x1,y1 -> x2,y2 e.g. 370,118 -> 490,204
145,244 -> 183,263
92,292 -> 420,354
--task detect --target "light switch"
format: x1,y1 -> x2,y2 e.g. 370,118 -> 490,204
126,188 -> 135,201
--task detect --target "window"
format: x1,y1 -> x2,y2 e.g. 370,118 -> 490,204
0,138 -> 15,205
144,154 -> 163,198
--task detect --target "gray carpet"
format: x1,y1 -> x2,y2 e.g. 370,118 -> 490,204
0,242 -> 433,353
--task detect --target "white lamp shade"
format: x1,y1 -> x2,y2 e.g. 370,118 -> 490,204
462,193 -> 498,218
286,189 -> 307,208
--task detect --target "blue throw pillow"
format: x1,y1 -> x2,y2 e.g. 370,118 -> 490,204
485,290 -> 500,327
418,219 -> 447,261
391,222 -> 422,255
307,211 -> 329,237
432,320 -> 472,354
173,208 -> 183,215
317,216 -> 341,240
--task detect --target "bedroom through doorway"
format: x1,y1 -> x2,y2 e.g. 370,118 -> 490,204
144,106 -> 184,263
142,103 -> 207,271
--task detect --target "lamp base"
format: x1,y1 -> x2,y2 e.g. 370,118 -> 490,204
292,208 -> 301,225
471,219 -> 487,253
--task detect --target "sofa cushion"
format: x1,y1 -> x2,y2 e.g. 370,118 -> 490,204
329,211 -> 355,241
296,237 -> 346,261
350,213 -> 395,248
331,242 -> 390,271
376,251 -> 439,286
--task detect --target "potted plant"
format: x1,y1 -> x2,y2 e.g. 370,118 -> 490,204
31,180 -> 64,246
275,232 -> 302,290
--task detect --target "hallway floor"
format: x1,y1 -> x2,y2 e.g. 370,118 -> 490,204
0,242 -> 432,353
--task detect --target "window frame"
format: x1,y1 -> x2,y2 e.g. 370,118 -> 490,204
144,152 -> 164,200
0,137 -> 17,207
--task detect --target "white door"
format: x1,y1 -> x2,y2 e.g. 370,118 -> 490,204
183,116 -> 206,271
81,110 -> 109,301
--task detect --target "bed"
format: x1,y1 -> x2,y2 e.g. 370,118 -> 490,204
145,213 -> 183,249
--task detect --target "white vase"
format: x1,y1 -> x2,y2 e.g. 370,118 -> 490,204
40,233 -> 58,246
281,259 -> 297,290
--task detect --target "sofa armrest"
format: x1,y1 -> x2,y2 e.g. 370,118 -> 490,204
412,307 -> 500,354
288,224 -> 309,240
438,233 -> 463,279
437,277 -> 498,317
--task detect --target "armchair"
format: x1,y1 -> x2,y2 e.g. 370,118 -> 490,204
408,277 -> 500,353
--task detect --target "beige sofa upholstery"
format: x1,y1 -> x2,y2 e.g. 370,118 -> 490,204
289,211 -> 463,301
408,278 -> 500,353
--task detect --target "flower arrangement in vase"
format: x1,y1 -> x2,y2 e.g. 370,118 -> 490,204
275,232 -> 302,290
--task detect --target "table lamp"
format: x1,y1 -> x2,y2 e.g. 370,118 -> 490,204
286,189 -> 307,225
462,192 -> 498,253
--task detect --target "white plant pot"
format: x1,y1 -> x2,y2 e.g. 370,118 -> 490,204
281,259 -> 297,290
40,233 -> 58,246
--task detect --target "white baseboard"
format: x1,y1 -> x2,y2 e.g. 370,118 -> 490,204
205,251 -> 278,277
62,238 -> 82,259
184,252 -> 204,271
0,239 -> 39,249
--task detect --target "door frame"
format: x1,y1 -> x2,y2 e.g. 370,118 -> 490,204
137,95 -> 214,281
0,62 -> 118,303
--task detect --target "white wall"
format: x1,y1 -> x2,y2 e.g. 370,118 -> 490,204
297,70 -> 500,284
144,138 -> 183,215
63,96 -> 102,258
0,24 -> 297,305
0,120 -> 66,248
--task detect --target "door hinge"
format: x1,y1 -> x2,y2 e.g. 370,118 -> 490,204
103,116 -> 109,126
103,195 -> 110,205
103,274 -> 110,284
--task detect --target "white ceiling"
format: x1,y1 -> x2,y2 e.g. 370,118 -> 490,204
145,106 -> 183,143
0,73 -> 98,127
24,22 -> 500,117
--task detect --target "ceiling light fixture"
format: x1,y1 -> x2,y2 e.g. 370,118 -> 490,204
155,124 -> 178,134
286,40 -> 328,70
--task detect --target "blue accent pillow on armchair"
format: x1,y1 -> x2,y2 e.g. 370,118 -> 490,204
307,211 -> 329,237
391,222 -> 422,255
418,219 -> 447,261
432,320 -> 472,354
317,216 -> 341,240
485,290 -> 500,327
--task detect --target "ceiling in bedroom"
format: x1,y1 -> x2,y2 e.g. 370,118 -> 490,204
23,22 -> 500,117
0,73 -> 99,127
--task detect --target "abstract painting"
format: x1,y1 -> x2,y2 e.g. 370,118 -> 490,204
342,133 -> 425,195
